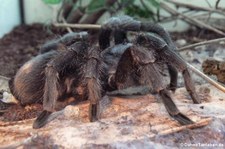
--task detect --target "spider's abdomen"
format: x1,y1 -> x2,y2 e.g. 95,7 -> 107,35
10,51 -> 58,105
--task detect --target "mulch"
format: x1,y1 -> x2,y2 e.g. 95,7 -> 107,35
0,24 -> 66,78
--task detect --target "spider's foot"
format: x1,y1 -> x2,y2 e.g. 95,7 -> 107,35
172,113 -> 194,125
190,93 -> 201,104
166,84 -> 176,93
33,110 -> 52,129
89,104 -> 99,122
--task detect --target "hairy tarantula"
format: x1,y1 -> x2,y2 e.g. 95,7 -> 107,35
8,16 -> 200,129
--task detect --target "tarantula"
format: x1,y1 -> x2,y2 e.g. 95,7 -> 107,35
8,16 -> 200,129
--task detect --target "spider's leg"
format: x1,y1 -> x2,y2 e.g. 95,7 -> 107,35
99,29 -> 112,49
163,48 -> 200,103
85,46 -> 101,122
114,30 -> 128,45
33,63 -> 61,129
182,69 -> 201,103
99,29 -> 128,50
101,16 -> 174,48
33,43 -> 85,129
140,63 -> 193,125
136,34 -> 200,104
33,110 -> 52,129
167,64 -> 178,92
40,32 -> 88,54
159,89 -> 193,125
158,45 -> 200,104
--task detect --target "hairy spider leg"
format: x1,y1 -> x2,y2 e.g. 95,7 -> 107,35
33,44 -> 83,129
112,45 -> 194,125
40,32 -> 88,54
137,33 -> 201,104
85,46 -> 102,122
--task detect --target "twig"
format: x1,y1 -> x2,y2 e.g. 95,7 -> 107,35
205,0 -> 212,8
178,37 -> 225,51
167,0 -> 225,16
158,9 -> 200,23
62,17 -> 73,33
160,2 -> 225,36
54,23 -> 101,29
159,118 -> 212,136
215,0 -> 221,9
57,7 -> 73,33
187,63 -> 225,93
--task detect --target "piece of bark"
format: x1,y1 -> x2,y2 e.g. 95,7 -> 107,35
202,58 -> 225,84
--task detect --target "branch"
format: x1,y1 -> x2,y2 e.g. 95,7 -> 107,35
167,0 -> 225,16
215,0 -> 221,9
53,23 -> 101,29
178,37 -> 225,51
62,17 -> 73,33
159,118 -> 212,136
160,2 -> 225,36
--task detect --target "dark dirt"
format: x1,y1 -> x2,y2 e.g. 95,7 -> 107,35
0,24 -> 67,78
0,104 -> 42,121
0,24 -> 223,122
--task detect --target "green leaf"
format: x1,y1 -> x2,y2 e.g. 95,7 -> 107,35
42,0 -> 62,4
87,0 -> 105,13
124,4 -> 155,19
120,0 -> 135,5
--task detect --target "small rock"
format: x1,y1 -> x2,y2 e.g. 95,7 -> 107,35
175,39 -> 187,47
194,45 -> 207,51
64,105 -> 80,118
1,91 -> 18,104
180,51 -> 194,62
213,48 -> 225,61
